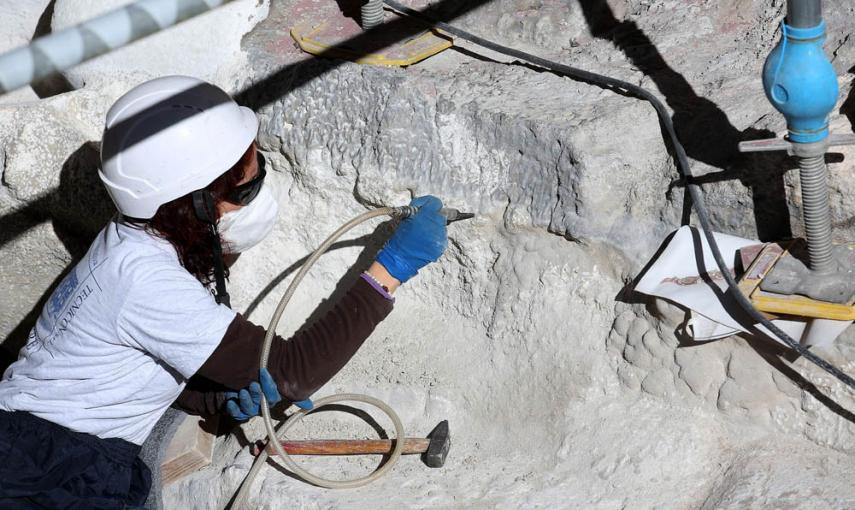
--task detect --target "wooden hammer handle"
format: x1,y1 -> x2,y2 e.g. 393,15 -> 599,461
263,438 -> 431,456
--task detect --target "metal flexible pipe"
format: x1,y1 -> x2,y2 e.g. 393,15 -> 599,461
798,154 -> 834,273
361,0 -> 385,30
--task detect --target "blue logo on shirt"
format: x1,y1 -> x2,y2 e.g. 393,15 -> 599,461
48,270 -> 79,320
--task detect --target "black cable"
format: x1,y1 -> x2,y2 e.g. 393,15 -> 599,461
384,0 -> 855,391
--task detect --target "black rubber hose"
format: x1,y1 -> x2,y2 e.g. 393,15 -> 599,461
384,0 -> 855,391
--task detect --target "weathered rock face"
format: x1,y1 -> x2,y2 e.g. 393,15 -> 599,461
50,0 -> 270,94
0,0 -> 271,354
4,1 -> 855,509
0,88 -> 117,355
0,0 -> 51,104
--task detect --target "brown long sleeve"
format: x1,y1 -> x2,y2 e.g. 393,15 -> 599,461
175,277 -> 393,414
173,378 -> 224,415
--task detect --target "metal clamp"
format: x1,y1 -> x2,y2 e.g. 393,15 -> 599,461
738,132 -> 855,156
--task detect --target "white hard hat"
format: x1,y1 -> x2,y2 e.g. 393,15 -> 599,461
99,75 -> 258,219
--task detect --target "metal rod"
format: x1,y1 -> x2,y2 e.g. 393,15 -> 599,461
0,0 -> 235,94
787,0 -> 822,28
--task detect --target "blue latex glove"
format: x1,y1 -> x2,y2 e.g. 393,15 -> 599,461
293,398 -> 314,411
376,195 -> 448,283
223,369 -> 313,420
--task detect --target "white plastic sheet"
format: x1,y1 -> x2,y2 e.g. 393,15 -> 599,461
635,226 -> 851,347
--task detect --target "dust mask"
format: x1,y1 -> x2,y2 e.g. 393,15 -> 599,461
218,184 -> 279,253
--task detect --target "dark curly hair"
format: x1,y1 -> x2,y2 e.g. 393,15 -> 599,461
128,144 -> 255,285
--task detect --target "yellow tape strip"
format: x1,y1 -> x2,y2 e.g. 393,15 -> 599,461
291,23 -> 452,67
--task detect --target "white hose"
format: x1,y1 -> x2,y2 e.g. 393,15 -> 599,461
232,208 -> 405,508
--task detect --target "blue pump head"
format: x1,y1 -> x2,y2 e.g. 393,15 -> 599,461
762,22 -> 838,144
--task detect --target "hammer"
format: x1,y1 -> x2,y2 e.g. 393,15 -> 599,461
251,420 -> 451,468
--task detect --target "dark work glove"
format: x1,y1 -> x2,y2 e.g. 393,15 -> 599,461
376,195 -> 448,283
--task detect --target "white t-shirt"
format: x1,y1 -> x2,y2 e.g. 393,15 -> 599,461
0,219 -> 236,445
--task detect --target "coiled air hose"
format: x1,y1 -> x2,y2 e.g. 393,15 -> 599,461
232,4 -> 855,507
379,0 -> 855,389
232,208 -> 407,507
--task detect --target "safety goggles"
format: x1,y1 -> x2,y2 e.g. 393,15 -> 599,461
226,151 -> 267,206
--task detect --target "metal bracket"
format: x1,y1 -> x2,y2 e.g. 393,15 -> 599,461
738,132 -> 855,156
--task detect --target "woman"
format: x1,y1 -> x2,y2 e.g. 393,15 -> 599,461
0,76 -> 447,508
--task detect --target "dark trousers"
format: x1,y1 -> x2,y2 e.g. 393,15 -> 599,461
0,410 -> 151,509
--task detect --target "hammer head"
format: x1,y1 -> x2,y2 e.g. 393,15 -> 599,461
422,420 -> 451,468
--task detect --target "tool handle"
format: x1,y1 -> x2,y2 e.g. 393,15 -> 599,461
259,438 -> 431,456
